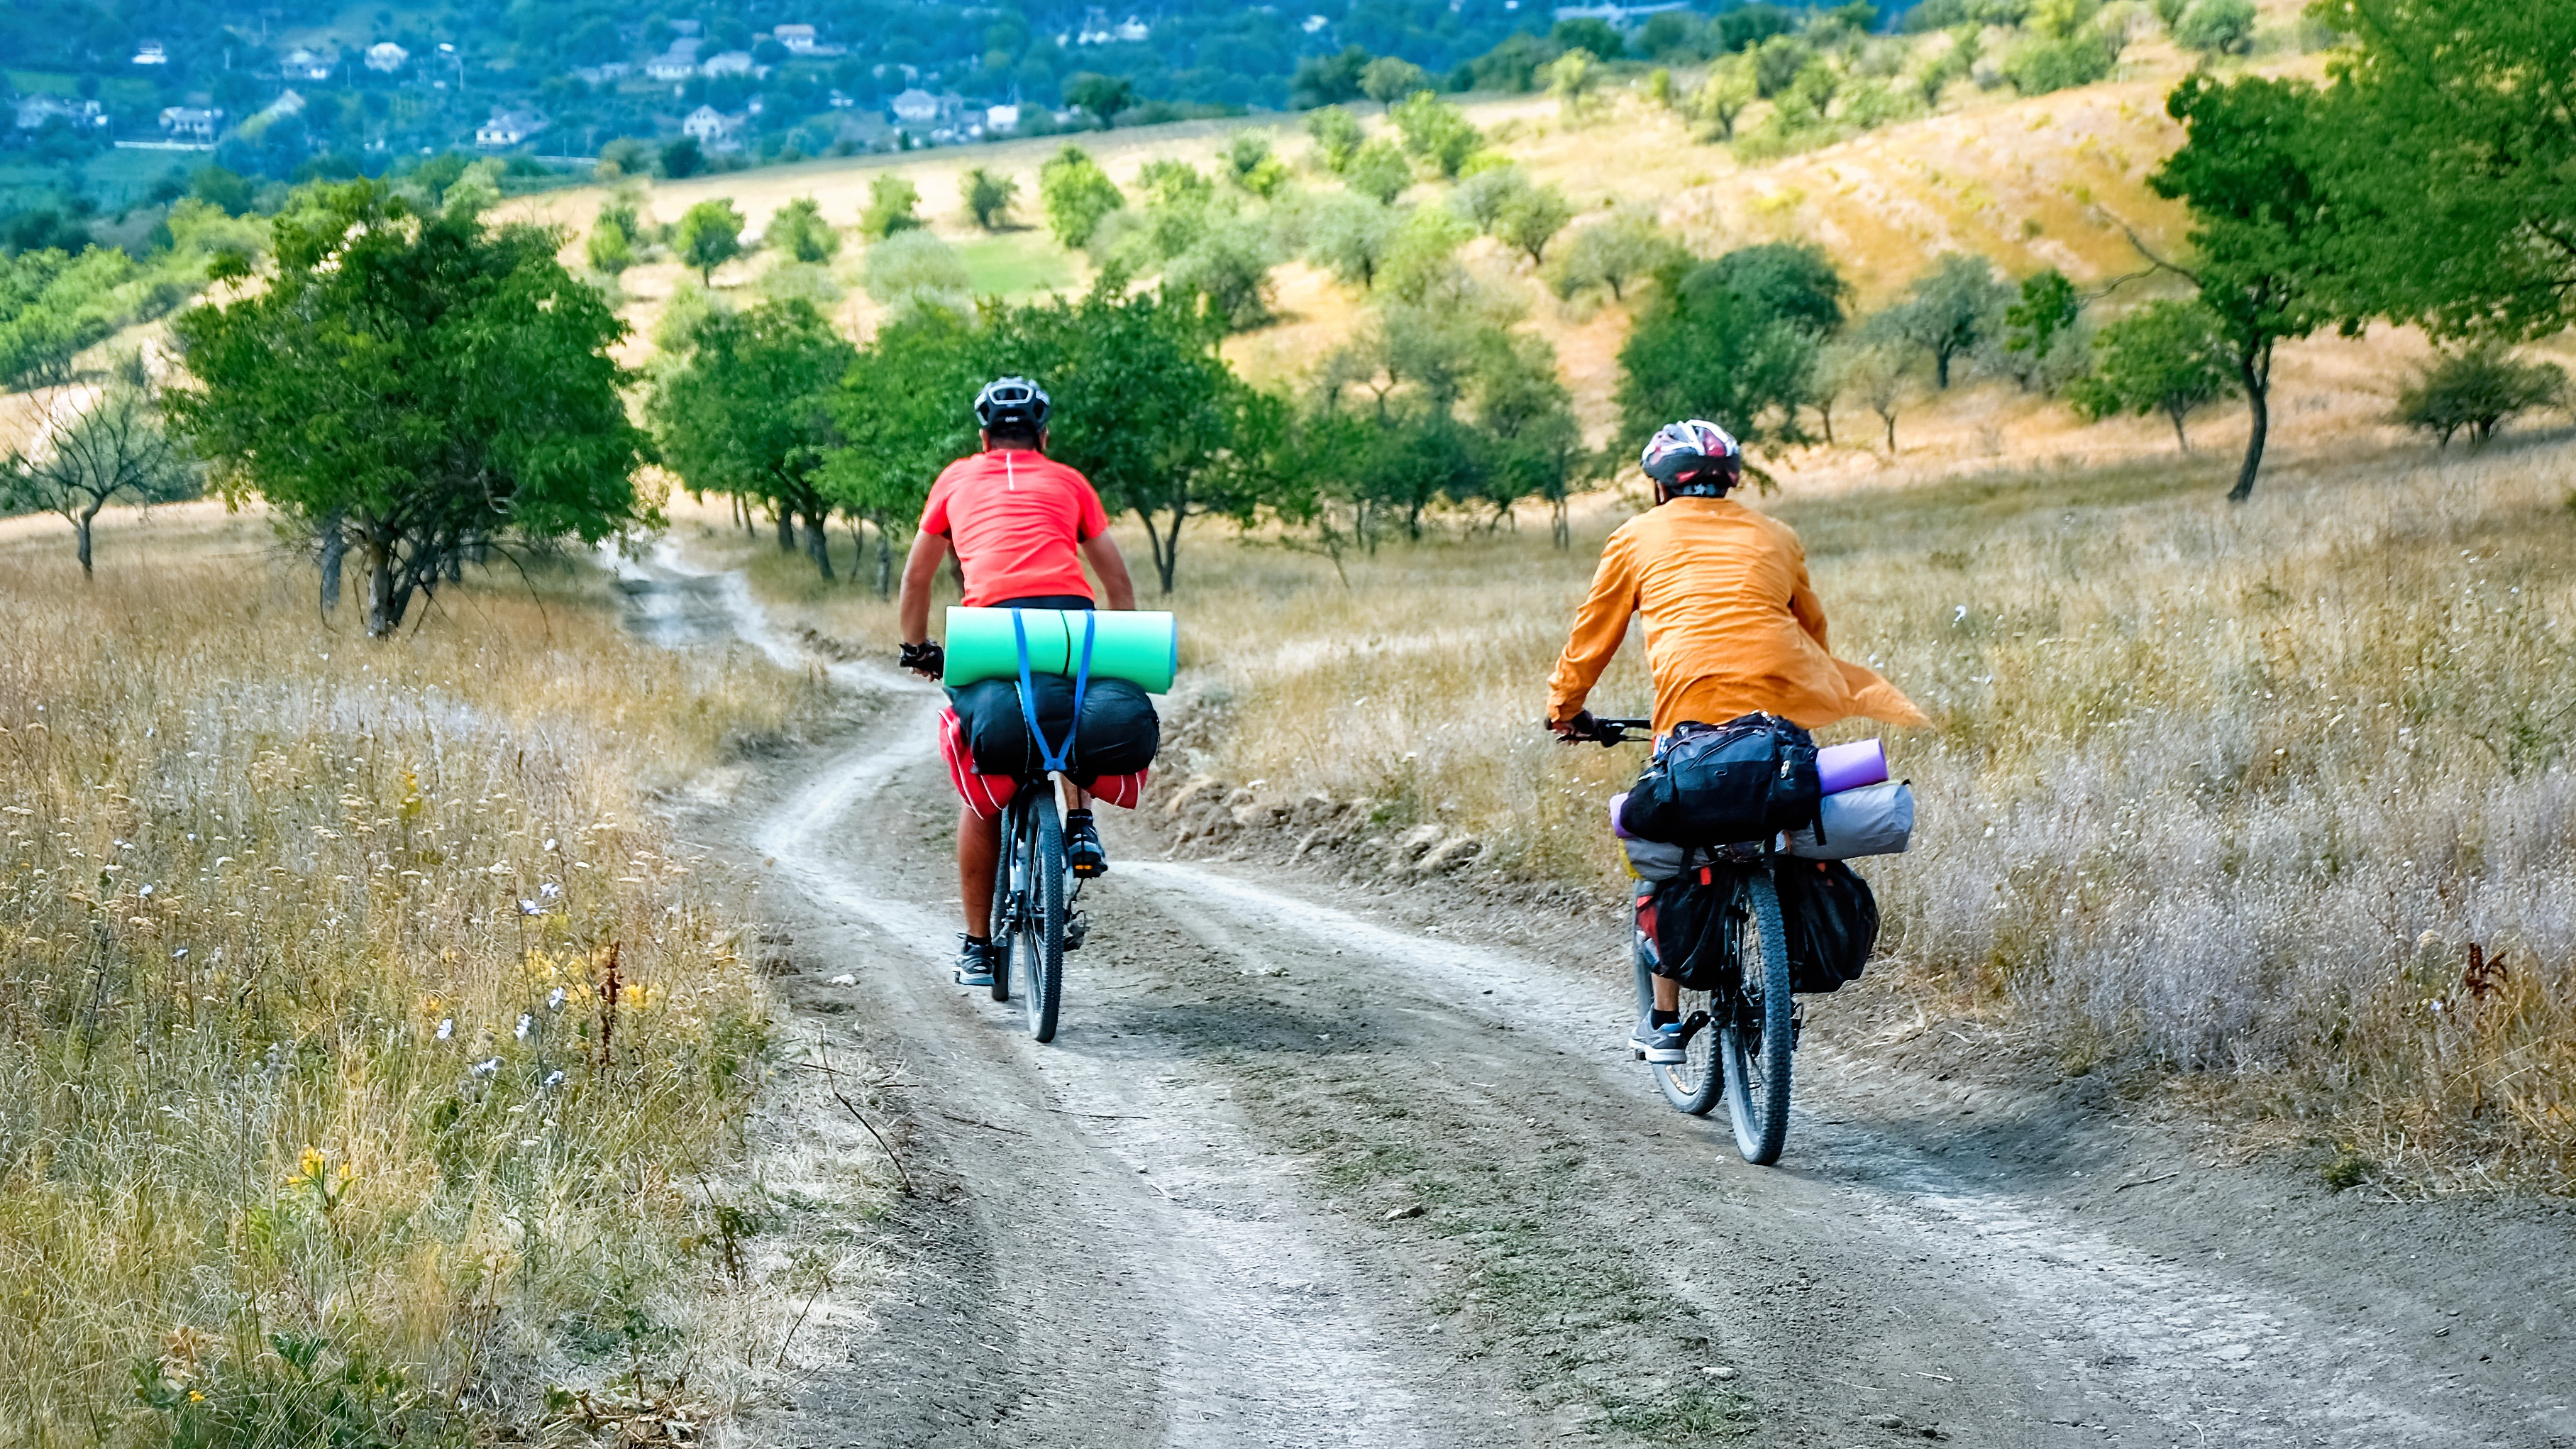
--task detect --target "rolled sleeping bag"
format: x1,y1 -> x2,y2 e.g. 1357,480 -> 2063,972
1785,781 -> 1915,860
1817,738 -> 1889,795
943,606 -> 1178,694
952,676 -> 1161,783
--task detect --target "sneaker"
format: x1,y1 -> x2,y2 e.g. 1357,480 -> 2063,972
1065,810 -> 1108,878
953,934 -> 998,988
1631,1013 -> 1687,1065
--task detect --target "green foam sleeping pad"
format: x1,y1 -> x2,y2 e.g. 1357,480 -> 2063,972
941,606 -> 1179,695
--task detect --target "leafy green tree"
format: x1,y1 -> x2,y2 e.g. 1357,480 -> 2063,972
822,310 -> 986,595
659,136 -> 704,179
1222,132 -> 1292,197
1291,46 -> 1373,109
2147,74 -> 2343,499
1618,263 -> 1820,457
1842,341 -> 1915,453
859,175 -> 924,240
675,199 -> 746,282
1469,329 -> 1589,546
1543,49 -> 1605,123
2003,267 -> 2082,387
170,182 -> 649,637
1306,106 -> 1367,172
585,211 -> 636,274
1342,139 -> 1413,205
1552,16 -> 1625,58
1305,192 -> 1399,291
649,298 -> 857,578
0,245 -> 134,389
961,166 -> 1022,229
2392,341 -> 2567,449
1039,145 -> 1125,248
1494,184 -> 1575,266
1452,164 -> 1533,232
1390,91 -> 1483,178
1875,252 -> 2011,387
769,196 -> 841,263
1548,209 -> 1688,302
2000,27 -> 2121,95
1065,72 -> 1137,128
1163,216 -> 1282,332
1,375 -> 197,575
1695,241 -> 1850,335
2310,0 -> 2576,341
863,230 -> 973,323
2172,0 -> 2257,53
1376,206 -> 1476,304
1691,55 -> 1759,141
1359,56 -> 1430,103
1753,35 -> 1812,97
2066,299 -> 2237,451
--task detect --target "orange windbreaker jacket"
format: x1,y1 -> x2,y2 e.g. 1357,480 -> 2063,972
1546,497 -> 1926,737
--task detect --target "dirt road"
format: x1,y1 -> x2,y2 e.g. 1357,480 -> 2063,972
618,556 -> 2576,1448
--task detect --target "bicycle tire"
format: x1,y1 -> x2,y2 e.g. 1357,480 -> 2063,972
1632,911 -> 1722,1115
1017,792 -> 1066,1043
988,798 -> 1018,1003
1719,871 -> 1795,1165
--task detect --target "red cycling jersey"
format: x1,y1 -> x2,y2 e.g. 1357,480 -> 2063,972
918,448 -> 1110,607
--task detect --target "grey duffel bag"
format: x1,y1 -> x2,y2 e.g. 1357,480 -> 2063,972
1784,781 -> 1915,860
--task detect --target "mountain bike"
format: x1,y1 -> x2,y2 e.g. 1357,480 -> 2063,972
986,772 -> 1088,1043
1564,715 -> 1799,1166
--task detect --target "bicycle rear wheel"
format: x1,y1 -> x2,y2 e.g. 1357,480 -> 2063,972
1014,791 -> 1066,1042
988,799 -> 1018,1003
1632,898 -> 1721,1115
1718,871 -> 1795,1164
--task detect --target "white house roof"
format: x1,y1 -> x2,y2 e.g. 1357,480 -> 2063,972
890,87 -> 940,122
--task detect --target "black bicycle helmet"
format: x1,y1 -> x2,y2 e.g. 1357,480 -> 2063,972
973,376 -> 1051,433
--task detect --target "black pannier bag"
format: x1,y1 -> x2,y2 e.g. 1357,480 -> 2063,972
1617,712 -> 1822,847
951,676 -> 1161,785
1777,859 -> 1879,993
1649,872 -> 1730,991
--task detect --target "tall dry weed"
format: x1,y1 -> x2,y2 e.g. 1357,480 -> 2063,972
0,541 -> 831,1444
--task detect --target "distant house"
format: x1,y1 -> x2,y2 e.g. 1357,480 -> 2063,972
258,89 -> 307,121
572,62 -> 631,84
700,50 -> 757,77
1548,0 -> 1686,20
159,105 -> 223,141
16,95 -> 106,131
474,107 -> 547,148
132,40 -> 169,66
985,103 -> 1022,131
773,23 -> 818,51
888,88 -> 941,125
281,47 -> 336,81
363,41 -> 409,72
646,37 -> 702,81
682,104 -> 746,150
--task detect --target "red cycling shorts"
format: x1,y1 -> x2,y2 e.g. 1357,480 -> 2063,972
938,707 -> 1146,820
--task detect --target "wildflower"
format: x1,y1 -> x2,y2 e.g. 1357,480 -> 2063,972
540,881 -> 561,899
547,987 -> 566,1010
515,1014 -> 533,1040
172,947 -> 188,959
543,1069 -> 566,1089
517,898 -> 543,916
140,884 -> 154,897
436,1018 -> 455,1040
470,1057 -> 502,1077
543,838 -> 558,852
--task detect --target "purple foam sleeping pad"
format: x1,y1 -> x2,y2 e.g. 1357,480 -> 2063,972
1818,739 -> 1888,795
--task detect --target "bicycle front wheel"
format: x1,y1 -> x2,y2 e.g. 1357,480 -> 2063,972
1718,871 -> 1795,1165
1632,901 -> 1722,1115
1015,791 -> 1066,1042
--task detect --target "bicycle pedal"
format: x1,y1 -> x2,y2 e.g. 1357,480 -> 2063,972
1632,1047 -> 1647,1061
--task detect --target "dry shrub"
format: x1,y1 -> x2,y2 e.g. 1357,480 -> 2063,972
0,538 -> 830,1445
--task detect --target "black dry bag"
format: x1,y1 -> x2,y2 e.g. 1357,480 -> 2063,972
952,676 -> 1161,784
1778,859 -> 1878,993
1618,713 -> 1821,847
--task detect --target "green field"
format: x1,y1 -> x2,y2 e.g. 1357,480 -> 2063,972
954,230 -> 1081,299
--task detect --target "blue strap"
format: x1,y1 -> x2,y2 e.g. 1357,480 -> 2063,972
1011,609 -> 1097,777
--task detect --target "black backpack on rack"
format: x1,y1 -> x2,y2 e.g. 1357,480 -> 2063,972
1617,712 -> 1822,847
1777,859 -> 1879,993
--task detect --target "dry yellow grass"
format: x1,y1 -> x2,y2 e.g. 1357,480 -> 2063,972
0,511 -> 844,1445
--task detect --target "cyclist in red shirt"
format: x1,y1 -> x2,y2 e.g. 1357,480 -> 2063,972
897,378 -> 1139,987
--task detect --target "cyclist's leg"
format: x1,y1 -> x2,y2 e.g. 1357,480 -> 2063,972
959,805 -> 1002,935
1652,974 -> 1681,1013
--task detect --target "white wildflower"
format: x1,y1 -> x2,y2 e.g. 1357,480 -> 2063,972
172,947 -> 188,959
539,881 -> 561,899
543,1070 -> 565,1089
547,986 -> 566,1010
436,1018 -> 455,1040
543,838 -> 558,852
514,1014 -> 533,1040
470,1057 -> 501,1076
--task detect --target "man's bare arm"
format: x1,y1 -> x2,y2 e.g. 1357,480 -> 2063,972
898,529 -> 951,645
1080,533 -> 1138,612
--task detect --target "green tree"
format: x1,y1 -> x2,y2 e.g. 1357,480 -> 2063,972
1039,145 -> 1126,248
1547,209 -> 1687,302
1359,56 -> 1430,103
1618,263 -> 1820,456
2310,0 -> 2576,341
1,374 -> 197,575
1389,91 -> 1483,178
1065,72 -> 1137,127
1552,16 -> 1625,58
1305,192 -> 1399,291
1543,49 -> 1605,123
2172,0 -> 2257,53
675,198 -> 746,282
2066,299 -> 2238,451
1163,216 -> 1283,332
1376,206 -> 1476,304
1305,106 -> 1367,172
961,166 -> 1021,230
769,196 -> 841,263
1292,45 -> 1373,109
1222,131 -> 1292,198
170,182 -> 650,637
2000,27 -> 2121,95
822,310 -> 986,595
1688,56 -> 1761,142
0,245 -> 134,390
2147,73 -> 2342,500
1696,241 -> 1850,335
1342,139 -> 1413,205
1753,35 -> 1812,97
1452,164 -> 1532,232
2003,267 -> 2082,387
863,230 -> 973,323
2392,341 -> 2567,449
585,206 -> 636,274
649,297 -> 858,578
659,136 -> 704,179
1494,184 -> 1575,266
1875,252 -> 2011,387
859,175 -> 924,239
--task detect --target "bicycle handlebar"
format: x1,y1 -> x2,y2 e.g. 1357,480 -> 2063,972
1551,714 -> 1653,747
